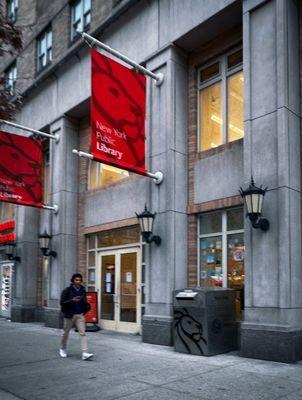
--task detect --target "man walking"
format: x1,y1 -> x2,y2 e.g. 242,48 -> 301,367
59,273 -> 94,360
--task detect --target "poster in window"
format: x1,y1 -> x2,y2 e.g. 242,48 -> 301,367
233,249 -> 244,261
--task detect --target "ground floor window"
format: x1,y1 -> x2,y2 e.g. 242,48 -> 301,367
199,208 -> 244,318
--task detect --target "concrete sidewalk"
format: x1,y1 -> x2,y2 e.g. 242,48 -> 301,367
0,318 -> 302,400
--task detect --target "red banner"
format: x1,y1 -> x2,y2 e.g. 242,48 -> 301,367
0,131 -> 43,207
0,233 -> 15,244
85,291 -> 98,324
90,49 -> 147,175
0,220 -> 15,232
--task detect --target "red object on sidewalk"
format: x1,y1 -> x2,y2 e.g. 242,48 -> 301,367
85,292 -> 98,324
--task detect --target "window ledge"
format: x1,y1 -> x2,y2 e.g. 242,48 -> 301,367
35,62 -> 52,78
196,138 -> 243,160
85,174 -> 142,196
187,195 -> 243,214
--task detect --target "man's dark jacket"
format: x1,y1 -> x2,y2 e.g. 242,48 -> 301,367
60,284 -> 91,319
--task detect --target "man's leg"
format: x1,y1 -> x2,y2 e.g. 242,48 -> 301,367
74,314 -> 88,352
61,317 -> 74,350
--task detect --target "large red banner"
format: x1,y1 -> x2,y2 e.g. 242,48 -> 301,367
90,49 -> 147,175
0,131 -> 43,207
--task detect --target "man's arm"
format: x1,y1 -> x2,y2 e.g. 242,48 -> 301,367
60,288 -> 74,306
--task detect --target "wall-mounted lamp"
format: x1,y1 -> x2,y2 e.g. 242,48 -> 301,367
5,242 -> 21,262
38,230 -> 57,257
136,205 -> 161,245
239,177 -> 269,231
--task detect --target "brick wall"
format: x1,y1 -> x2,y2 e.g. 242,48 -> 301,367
78,117 -> 90,282
1,0 -> 125,99
187,26 -> 242,287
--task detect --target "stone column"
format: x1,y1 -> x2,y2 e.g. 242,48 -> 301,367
11,205 -> 39,322
241,0 -> 302,362
142,46 -> 188,346
44,116 -> 79,327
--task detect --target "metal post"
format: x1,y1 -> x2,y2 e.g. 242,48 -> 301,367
0,119 -> 60,142
72,149 -> 94,159
42,204 -> 59,213
145,171 -> 164,185
82,32 -> 164,86
72,149 -> 164,185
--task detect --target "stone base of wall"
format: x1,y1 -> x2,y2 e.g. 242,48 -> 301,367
142,316 -> 173,346
11,306 -> 36,323
35,307 -> 45,323
44,308 -> 63,329
240,323 -> 302,363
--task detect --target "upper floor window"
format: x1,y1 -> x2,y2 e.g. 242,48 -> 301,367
5,62 -> 17,96
89,161 -> 129,190
71,0 -> 91,40
7,0 -> 18,22
198,49 -> 244,152
37,27 -> 52,71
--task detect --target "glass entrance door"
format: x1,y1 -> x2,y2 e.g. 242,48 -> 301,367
98,248 -> 141,333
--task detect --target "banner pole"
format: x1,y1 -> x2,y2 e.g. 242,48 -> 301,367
82,32 -> 164,86
42,204 -> 59,213
0,119 -> 60,142
72,149 -> 164,185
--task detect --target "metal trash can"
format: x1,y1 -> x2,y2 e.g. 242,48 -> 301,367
173,287 -> 237,356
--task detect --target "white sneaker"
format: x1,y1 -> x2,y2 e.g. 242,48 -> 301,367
82,352 -> 94,360
59,349 -> 67,358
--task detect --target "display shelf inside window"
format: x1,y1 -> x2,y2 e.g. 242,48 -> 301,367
227,233 -> 244,319
200,236 -> 223,287
141,241 -> 146,316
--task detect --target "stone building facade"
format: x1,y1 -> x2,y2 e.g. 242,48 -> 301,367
0,0 -> 301,363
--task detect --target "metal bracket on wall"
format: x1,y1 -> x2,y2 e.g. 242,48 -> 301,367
0,119 -> 60,143
72,149 -> 164,185
81,32 -> 164,87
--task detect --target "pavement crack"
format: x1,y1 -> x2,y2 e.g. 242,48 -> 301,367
0,386 -> 27,400
0,357 -> 59,370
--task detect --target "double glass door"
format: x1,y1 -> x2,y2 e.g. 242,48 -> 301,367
97,248 -> 141,333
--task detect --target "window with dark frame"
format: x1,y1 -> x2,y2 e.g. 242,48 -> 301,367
198,208 -> 245,319
37,27 -> 52,72
71,0 -> 91,40
198,49 -> 244,152
5,62 -> 17,96
7,0 -> 18,22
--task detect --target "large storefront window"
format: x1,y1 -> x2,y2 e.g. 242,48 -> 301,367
198,49 -> 244,151
199,208 -> 244,318
88,160 -> 129,190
